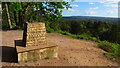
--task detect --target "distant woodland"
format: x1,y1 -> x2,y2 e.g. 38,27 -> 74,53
59,19 -> 120,44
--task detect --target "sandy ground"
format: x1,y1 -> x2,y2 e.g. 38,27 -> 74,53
0,30 -> 119,66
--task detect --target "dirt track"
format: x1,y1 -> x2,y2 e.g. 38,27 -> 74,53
1,30 -> 119,66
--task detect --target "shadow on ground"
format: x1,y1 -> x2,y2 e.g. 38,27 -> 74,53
0,40 -> 24,63
0,46 -> 18,63
14,40 -> 25,47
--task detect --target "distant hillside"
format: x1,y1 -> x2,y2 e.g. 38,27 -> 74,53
61,16 -> 119,21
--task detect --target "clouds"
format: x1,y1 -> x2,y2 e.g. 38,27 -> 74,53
105,9 -> 118,17
88,7 -> 99,15
105,0 -> 119,3
90,7 -> 99,10
100,2 -> 104,4
104,4 -> 118,7
70,5 -> 79,7
89,2 -> 95,4
100,1 -> 116,4
106,9 -> 118,14
99,1 -> 119,8
86,11 -> 97,15
104,4 -> 120,8
69,0 -> 119,3
107,10 -> 114,14
68,8 -> 76,12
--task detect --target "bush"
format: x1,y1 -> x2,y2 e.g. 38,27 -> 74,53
98,41 -> 120,62
58,31 -> 76,37
46,27 -> 55,33
12,26 -> 24,30
59,31 -> 100,42
98,41 -> 114,52
43,21 -> 55,33
90,37 -> 100,42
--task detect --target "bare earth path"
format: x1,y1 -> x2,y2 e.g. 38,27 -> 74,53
1,30 -> 119,66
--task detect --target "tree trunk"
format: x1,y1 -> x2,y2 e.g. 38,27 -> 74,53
18,10 -> 22,27
14,11 -> 17,26
5,3 -> 12,29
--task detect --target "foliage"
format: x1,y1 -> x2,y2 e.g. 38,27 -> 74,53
2,2 -> 71,29
98,41 -> 116,52
59,31 -> 100,42
98,41 -> 120,62
58,19 -> 120,44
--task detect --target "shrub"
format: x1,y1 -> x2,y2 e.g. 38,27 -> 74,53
98,41 -> 120,62
59,31 -> 100,42
98,41 -> 114,52
90,37 -> 100,42
46,27 -> 54,33
12,26 -> 24,30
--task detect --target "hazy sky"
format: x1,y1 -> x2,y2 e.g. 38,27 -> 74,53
62,1 -> 119,18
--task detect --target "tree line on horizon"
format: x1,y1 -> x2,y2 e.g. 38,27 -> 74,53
58,19 -> 120,44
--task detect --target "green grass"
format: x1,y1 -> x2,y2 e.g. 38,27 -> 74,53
58,31 -> 100,42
